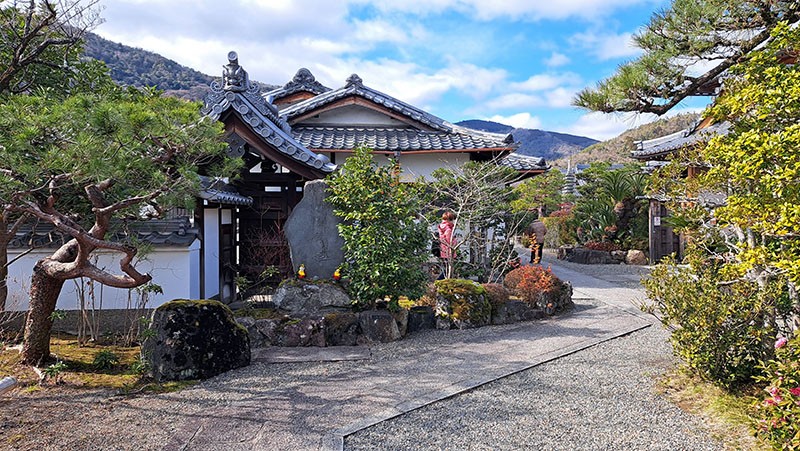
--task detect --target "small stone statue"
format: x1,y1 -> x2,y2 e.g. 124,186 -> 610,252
223,51 -> 249,92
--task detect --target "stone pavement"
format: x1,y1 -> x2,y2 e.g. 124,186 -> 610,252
163,258 -> 653,451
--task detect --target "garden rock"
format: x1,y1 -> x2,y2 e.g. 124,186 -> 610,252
625,249 -> 648,265
407,306 -> 435,333
236,316 -> 263,348
271,281 -> 351,314
392,308 -> 409,337
254,318 -> 282,345
491,300 -> 530,325
324,312 -> 360,346
143,300 -> 250,382
358,310 -> 402,343
284,180 -> 345,279
611,250 -> 627,262
564,247 -> 618,265
278,317 -> 326,347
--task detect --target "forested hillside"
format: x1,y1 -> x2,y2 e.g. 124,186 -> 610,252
83,33 -> 278,101
550,113 -> 700,168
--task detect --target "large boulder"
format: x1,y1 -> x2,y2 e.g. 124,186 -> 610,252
143,300 -> 250,381
271,281 -> 351,314
284,180 -> 345,279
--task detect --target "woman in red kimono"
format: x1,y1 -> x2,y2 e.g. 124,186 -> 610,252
438,211 -> 456,279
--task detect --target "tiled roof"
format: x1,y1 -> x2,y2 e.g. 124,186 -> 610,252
292,126 -> 511,151
199,176 -> 253,206
201,53 -> 336,173
632,121 -> 731,159
264,68 -> 331,100
281,74 -> 453,133
9,218 -> 199,249
500,152 -> 549,172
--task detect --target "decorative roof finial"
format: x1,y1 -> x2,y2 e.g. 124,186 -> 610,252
345,73 -> 363,87
223,51 -> 249,92
293,68 -> 315,84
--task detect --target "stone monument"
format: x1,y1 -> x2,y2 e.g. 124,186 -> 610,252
284,180 -> 344,279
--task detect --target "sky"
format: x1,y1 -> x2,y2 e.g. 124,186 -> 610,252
93,0 -> 709,141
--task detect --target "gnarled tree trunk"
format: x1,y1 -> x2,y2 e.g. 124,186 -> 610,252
21,260 -> 66,365
0,241 -> 8,312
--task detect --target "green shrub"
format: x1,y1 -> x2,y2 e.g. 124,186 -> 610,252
643,255 -> 792,389
434,279 -> 490,324
92,350 -> 120,370
753,332 -> 800,449
326,146 -> 429,309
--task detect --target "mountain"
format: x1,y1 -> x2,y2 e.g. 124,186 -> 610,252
456,119 -> 514,134
456,119 -> 599,161
83,33 -> 278,101
549,113 -> 701,169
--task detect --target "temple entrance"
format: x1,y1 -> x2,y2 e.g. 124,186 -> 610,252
235,159 -> 307,290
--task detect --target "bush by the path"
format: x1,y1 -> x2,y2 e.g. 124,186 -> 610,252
753,332 -> 800,448
503,265 -> 572,313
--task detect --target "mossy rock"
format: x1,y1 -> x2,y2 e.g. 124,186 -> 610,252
143,299 -> 250,381
434,279 -> 491,330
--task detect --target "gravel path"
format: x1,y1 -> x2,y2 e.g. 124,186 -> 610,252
345,324 -> 720,451
1,255 -> 728,450
345,256 -> 724,451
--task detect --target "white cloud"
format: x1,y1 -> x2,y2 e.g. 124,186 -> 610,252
570,31 -> 642,61
545,52 -> 570,67
365,0 -> 655,21
544,87 -> 578,108
486,112 -> 542,129
314,59 -> 507,108
556,111 -> 658,140
352,19 -> 414,45
510,73 -> 582,92
485,93 -> 544,110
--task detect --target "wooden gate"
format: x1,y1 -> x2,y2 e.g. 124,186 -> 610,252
648,201 -> 683,263
235,170 -> 305,287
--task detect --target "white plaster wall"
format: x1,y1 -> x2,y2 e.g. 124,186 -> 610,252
203,208 -> 220,299
335,152 -> 471,181
301,105 -> 406,127
398,153 -> 471,181
6,241 -> 200,312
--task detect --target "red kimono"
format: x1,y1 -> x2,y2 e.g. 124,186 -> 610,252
438,220 -> 455,259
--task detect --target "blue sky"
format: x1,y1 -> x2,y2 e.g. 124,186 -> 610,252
94,0 -> 708,140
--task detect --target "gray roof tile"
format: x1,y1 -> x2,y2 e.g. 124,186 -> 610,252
292,126 -> 511,151
632,121 -> 731,159
10,218 -> 199,249
199,176 -> 253,206
500,152 -> 549,172
201,54 -> 336,173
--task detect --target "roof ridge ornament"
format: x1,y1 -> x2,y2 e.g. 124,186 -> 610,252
279,67 -> 331,94
223,51 -> 249,92
345,73 -> 363,87
293,68 -> 315,84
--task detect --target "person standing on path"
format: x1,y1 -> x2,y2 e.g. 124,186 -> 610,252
525,217 -> 547,265
438,211 -> 456,278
